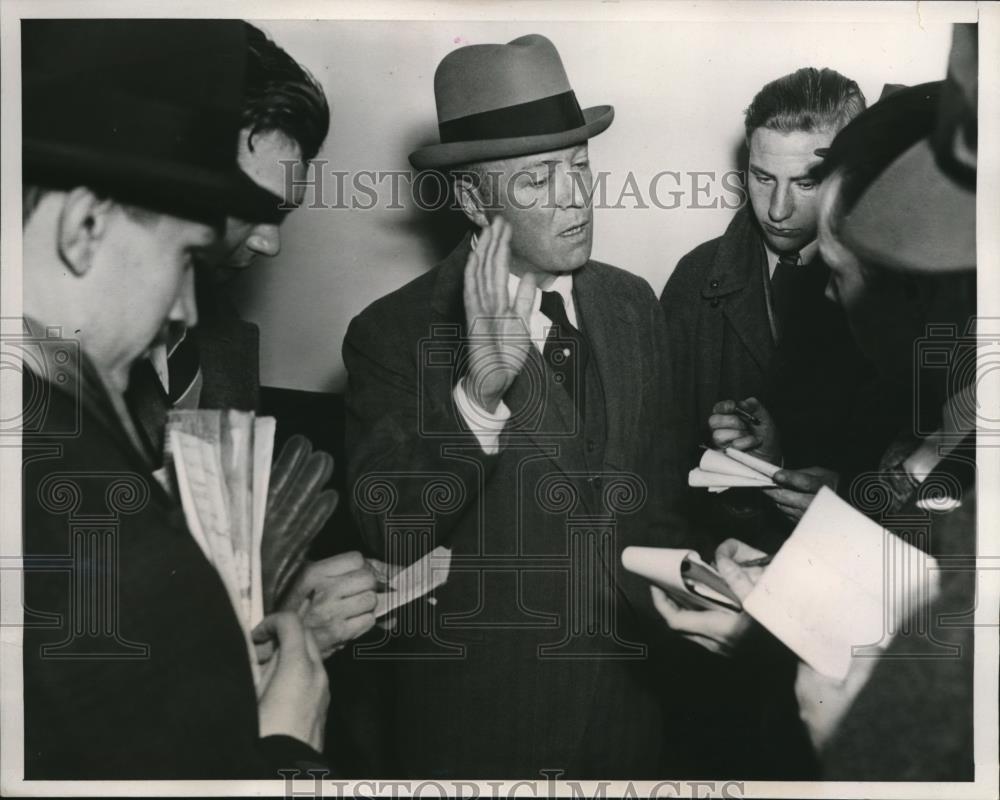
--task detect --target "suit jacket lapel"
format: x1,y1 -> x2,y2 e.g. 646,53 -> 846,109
574,261 -> 640,466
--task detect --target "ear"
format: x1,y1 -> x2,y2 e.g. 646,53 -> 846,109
453,175 -> 490,228
56,187 -> 114,276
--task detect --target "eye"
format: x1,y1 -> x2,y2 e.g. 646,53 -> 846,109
796,181 -> 817,191
529,175 -> 548,189
573,160 -> 590,169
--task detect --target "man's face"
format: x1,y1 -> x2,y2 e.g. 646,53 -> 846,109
93,208 -> 216,392
747,127 -> 833,254
819,173 -> 923,375
488,143 -> 593,276
216,128 -> 307,282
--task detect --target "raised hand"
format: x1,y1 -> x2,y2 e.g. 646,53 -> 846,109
461,216 -> 538,413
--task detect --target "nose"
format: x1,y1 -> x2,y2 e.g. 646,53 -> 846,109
768,183 -> 793,223
169,268 -> 199,329
246,224 -> 281,258
553,165 -> 583,209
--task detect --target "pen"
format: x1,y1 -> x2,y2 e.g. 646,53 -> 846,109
736,555 -> 773,568
734,406 -> 762,426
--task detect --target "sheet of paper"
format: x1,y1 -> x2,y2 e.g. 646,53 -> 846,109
375,546 -> 452,618
621,545 -> 741,611
700,448 -> 770,480
250,416 -> 275,628
723,447 -> 782,478
688,468 -> 775,489
742,487 -> 939,681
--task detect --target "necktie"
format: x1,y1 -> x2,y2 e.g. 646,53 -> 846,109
769,251 -> 800,340
539,290 -> 589,415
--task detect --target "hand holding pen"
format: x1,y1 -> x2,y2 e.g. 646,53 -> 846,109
707,396 -> 782,466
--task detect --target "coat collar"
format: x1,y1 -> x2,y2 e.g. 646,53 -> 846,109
703,208 -> 775,370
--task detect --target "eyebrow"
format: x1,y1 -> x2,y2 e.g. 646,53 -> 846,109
521,148 -> 589,171
748,162 -> 819,182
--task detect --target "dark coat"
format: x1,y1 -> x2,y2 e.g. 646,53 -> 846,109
22,344 -> 321,779
660,207 -> 901,553
343,234 -> 694,778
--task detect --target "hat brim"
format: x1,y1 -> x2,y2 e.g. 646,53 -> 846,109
841,138 -> 975,273
409,105 -> 613,170
24,140 -> 285,226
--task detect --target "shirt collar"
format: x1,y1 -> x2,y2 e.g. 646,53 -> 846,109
763,238 -> 820,277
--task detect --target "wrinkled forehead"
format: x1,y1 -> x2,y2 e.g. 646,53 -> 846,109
748,128 -> 835,176
491,142 -> 590,174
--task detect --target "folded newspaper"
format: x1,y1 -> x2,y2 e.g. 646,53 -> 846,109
160,410 -> 450,683
688,447 -> 779,493
162,409 -> 275,684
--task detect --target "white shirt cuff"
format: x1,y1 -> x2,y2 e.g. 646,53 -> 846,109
453,380 -> 510,455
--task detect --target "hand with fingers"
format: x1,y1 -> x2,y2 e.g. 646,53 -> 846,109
253,611 -> 330,751
461,216 -> 538,414
650,538 -> 769,657
795,657 -> 879,752
764,466 -> 839,522
262,435 -> 339,613
280,551 -> 379,659
708,397 -> 782,466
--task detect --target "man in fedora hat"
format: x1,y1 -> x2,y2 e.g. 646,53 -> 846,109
343,34 -> 689,778
20,19 -> 330,778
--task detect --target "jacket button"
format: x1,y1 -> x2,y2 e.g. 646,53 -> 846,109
711,298 -> 720,308
586,439 -> 597,453
709,279 -> 720,289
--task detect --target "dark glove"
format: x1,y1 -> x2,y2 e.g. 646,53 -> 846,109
262,435 -> 338,612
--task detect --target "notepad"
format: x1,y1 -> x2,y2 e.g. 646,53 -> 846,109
742,487 -> 940,681
374,546 -> 452,618
688,447 -> 779,492
622,545 -> 742,612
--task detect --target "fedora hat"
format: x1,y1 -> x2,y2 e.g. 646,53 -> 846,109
23,20 -> 283,225
839,24 -> 977,273
409,34 -> 613,170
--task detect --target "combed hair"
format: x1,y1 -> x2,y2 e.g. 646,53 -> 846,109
242,22 -> 330,162
744,67 -> 866,141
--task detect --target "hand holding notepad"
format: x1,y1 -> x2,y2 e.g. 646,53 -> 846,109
688,447 -> 780,492
625,488 -> 939,681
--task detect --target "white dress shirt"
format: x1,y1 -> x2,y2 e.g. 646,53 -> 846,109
453,271 -> 577,454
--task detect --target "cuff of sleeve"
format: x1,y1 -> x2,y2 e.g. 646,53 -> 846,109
259,734 -> 330,777
453,380 -> 510,455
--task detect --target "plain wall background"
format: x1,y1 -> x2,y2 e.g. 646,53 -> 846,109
230,18 -> 953,393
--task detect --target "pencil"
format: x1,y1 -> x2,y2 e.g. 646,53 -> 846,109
734,406 -> 762,426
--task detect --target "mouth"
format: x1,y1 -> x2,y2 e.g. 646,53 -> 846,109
558,220 -> 590,239
763,224 -> 801,238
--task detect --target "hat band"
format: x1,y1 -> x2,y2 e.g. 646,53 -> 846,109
438,90 -> 585,145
